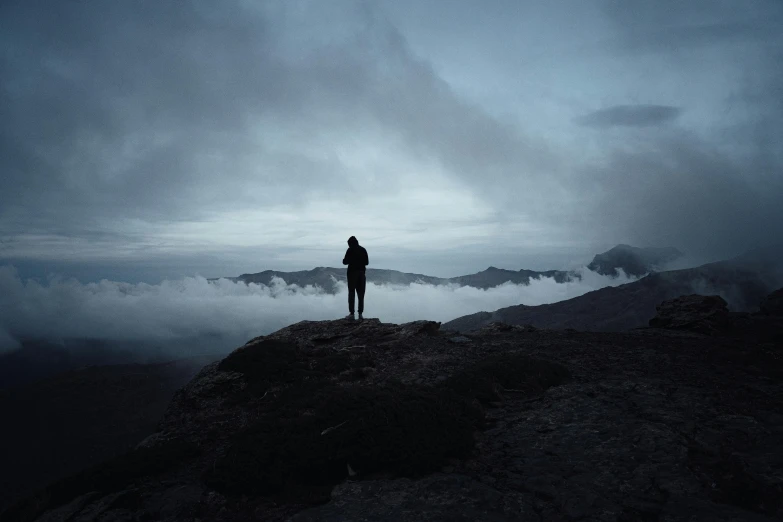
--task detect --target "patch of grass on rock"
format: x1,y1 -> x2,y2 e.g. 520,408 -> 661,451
203,382 -> 481,502
442,353 -> 570,403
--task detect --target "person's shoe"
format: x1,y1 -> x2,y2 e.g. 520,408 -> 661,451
345,313 -> 355,320
358,313 -> 363,321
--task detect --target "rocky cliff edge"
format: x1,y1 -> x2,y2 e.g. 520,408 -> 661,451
3,291 -> 783,522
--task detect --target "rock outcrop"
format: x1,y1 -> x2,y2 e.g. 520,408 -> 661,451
760,288 -> 783,316
5,300 -> 783,522
648,294 -> 731,335
649,290 -> 783,344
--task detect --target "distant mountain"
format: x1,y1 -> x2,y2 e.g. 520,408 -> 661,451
219,266 -> 578,293
448,266 -> 576,288
218,244 -> 689,293
587,244 -> 683,277
227,267 -> 447,294
443,260 -> 772,333
727,242 -> 783,288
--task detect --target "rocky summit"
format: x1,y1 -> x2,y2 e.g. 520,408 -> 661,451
4,291 -> 783,522
587,245 -> 683,278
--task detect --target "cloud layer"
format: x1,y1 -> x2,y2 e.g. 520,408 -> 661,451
0,265 -> 636,355
1,0 -> 782,281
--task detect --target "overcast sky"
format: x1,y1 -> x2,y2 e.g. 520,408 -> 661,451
2,0 -> 782,282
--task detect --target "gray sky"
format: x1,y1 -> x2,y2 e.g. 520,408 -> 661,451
2,0 -> 782,282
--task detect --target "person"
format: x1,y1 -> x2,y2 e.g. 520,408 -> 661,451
342,235 -> 368,320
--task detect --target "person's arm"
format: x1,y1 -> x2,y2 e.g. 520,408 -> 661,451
363,248 -> 369,266
343,248 -> 351,265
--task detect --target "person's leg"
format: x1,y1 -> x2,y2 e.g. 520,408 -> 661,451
347,272 -> 356,315
357,272 -> 366,315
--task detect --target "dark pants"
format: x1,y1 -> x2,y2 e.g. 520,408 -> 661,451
347,270 -> 366,314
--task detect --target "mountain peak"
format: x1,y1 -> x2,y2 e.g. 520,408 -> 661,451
587,244 -> 683,277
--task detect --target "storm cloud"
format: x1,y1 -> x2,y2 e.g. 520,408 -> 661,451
1,0 -> 782,283
575,105 -> 682,128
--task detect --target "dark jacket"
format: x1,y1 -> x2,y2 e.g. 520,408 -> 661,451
343,244 -> 369,273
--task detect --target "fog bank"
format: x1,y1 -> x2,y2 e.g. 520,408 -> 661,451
0,265 -> 636,355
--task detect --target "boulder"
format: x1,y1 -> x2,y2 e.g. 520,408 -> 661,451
648,294 -> 730,335
759,288 -> 783,316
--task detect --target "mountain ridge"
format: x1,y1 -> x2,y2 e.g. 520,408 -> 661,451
443,258 -> 776,332
212,243 -> 686,293
216,266 -> 579,293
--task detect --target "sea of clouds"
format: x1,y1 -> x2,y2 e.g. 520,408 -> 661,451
0,265 -> 636,355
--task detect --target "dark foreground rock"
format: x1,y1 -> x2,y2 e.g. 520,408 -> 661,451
0,355 -> 218,513
4,301 -> 783,522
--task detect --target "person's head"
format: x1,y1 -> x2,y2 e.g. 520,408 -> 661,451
347,236 -> 358,246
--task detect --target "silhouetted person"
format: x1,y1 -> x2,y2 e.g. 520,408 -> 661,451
342,236 -> 368,320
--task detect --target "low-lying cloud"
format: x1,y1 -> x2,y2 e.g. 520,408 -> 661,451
0,265 -> 636,355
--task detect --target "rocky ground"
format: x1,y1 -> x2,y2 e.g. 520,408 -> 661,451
3,291 -> 782,522
0,356 -> 218,513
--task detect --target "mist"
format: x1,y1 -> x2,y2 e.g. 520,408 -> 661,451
0,265 -> 636,356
